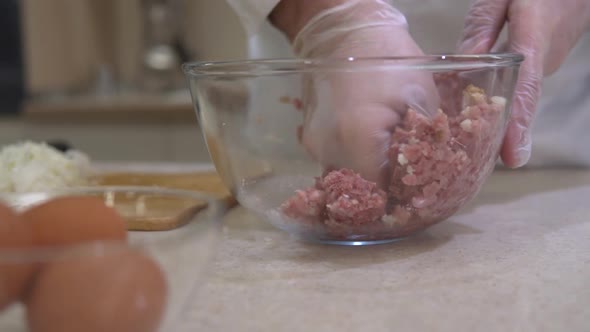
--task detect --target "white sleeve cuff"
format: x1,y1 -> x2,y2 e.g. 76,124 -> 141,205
225,0 -> 282,35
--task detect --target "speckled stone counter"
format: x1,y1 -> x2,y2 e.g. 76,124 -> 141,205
184,168 -> 590,332
6,163 -> 581,331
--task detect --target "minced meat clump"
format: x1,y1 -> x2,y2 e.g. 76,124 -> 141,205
280,85 -> 507,240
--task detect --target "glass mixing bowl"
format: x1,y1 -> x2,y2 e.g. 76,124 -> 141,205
183,54 -> 523,245
0,186 -> 224,332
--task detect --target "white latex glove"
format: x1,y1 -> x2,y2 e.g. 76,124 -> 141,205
271,0 -> 439,186
459,0 -> 590,168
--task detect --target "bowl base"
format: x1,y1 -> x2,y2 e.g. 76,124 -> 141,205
303,236 -> 408,246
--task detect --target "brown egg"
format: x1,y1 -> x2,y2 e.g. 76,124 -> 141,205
26,248 -> 167,332
21,196 -> 127,246
0,202 -> 35,310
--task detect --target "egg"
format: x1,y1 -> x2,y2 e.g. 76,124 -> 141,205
21,196 -> 127,246
0,202 -> 35,310
26,248 -> 167,332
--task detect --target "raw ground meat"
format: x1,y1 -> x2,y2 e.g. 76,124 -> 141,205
282,169 -> 387,227
280,85 -> 507,240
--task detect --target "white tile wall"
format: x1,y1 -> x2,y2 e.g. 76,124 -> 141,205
0,118 -> 24,143
0,118 -> 212,163
169,124 -> 211,162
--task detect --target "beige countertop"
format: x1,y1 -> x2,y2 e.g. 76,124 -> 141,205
2,163 -> 587,331
181,167 -> 589,332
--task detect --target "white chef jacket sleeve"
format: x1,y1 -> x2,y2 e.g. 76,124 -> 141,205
225,0 -> 282,36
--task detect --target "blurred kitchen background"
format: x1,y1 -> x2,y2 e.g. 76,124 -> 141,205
0,0 -> 247,162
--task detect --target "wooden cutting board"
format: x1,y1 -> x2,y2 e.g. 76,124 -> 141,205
93,171 -> 236,231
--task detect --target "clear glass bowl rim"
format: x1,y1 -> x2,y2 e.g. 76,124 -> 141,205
0,186 -> 226,262
182,53 -> 524,77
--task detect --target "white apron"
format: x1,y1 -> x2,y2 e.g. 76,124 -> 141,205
226,0 -> 590,167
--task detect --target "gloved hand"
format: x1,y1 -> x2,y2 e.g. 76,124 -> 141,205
459,0 -> 590,168
271,0 -> 439,186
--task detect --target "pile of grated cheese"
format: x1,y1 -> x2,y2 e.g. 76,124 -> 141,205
0,141 -> 91,193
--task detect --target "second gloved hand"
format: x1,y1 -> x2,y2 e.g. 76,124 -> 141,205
460,0 -> 590,168
271,0 -> 440,187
